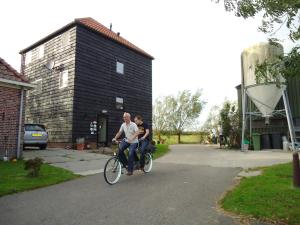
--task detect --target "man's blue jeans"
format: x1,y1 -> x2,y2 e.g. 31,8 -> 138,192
139,139 -> 149,168
118,140 -> 138,172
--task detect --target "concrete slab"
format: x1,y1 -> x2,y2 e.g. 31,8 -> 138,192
23,148 -> 110,176
238,170 -> 262,177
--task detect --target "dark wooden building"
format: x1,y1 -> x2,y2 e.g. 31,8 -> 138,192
20,17 -> 153,148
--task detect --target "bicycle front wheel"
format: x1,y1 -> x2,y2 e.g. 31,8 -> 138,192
143,153 -> 153,173
104,156 -> 122,185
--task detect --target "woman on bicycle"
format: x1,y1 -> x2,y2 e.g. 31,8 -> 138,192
134,115 -> 150,171
112,112 -> 139,176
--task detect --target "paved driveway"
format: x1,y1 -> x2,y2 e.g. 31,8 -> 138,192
157,144 -> 292,168
1,145 -> 291,225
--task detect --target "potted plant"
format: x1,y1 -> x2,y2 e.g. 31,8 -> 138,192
76,137 -> 85,151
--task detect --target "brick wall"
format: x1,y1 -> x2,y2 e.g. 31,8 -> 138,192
0,86 -> 22,159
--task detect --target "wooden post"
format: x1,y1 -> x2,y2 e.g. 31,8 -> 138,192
293,152 -> 300,188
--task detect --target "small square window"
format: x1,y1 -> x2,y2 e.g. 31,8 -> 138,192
59,70 -> 68,89
116,97 -> 124,110
38,45 -> 44,59
25,51 -> 32,65
61,31 -> 70,49
116,61 -> 124,74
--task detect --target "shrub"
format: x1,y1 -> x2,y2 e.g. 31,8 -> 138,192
24,157 -> 44,177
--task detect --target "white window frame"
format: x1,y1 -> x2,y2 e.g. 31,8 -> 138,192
59,70 -> 68,89
25,51 -> 32,65
116,97 -> 124,110
61,31 -> 70,49
116,61 -> 124,74
33,79 -> 42,93
38,44 -> 45,59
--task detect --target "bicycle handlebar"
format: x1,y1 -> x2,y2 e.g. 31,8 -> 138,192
111,138 -> 143,145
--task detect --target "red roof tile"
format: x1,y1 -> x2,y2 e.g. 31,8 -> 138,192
76,17 -> 154,59
0,57 -> 28,83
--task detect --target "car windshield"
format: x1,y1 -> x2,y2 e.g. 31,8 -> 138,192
25,124 -> 45,132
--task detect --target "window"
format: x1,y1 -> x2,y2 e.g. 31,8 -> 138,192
25,124 -> 46,132
25,51 -> 32,65
61,31 -> 70,49
116,61 -> 124,74
38,44 -> 44,59
36,79 -> 42,92
116,97 -> 124,110
59,70 -> 68,89
33,79 -> 42,93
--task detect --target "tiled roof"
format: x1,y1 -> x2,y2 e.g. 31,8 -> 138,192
76,17 -> 154,59
20,17 -> 154,60
0,57 -> 28,83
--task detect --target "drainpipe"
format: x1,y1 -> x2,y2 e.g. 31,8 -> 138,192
17,88 -> 24,159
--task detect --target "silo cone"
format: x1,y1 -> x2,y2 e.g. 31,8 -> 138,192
252,133 -> 261,150
242,43 -> 286,118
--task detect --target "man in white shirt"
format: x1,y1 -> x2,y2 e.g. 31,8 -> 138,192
112,112 -> 139,175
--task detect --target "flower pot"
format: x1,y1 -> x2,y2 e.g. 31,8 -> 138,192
77,143 -> 85,151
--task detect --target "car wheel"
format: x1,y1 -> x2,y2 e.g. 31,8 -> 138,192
40,145 -> 47,150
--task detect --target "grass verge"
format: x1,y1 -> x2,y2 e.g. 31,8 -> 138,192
153,144 -> 170,159
0,160 -> 79,197
221,163 -> 300,225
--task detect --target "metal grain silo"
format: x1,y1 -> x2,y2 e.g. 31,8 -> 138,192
241,42 -> 297,151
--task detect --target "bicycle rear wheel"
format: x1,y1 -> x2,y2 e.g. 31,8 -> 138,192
143,153 -> 153,173
104,156 -> 122,185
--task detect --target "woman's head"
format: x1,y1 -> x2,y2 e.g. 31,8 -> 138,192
134,115 -> 143,125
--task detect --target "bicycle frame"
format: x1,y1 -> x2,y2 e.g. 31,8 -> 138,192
104,139 -> 153,184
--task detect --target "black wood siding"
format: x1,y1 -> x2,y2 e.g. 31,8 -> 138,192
72,25 -> 152,144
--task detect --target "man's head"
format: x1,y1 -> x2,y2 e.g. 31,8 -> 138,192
134,115 -> 143,125
123,112 -> 131,124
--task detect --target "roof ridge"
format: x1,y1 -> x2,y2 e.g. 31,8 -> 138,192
75,17 -> 154,59
20,17 -> 154,59
0,57 -> 28,82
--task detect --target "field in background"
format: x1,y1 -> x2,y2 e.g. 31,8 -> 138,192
153,133 -> 209,145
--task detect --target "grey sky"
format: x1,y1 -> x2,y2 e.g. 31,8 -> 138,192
1,0 -> 293,125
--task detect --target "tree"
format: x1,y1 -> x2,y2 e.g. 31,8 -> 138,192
219,100 -> 240,148
215,0 -> 300,41
165,90 -> 205,143
153,90 -> 205,144
152,98 -> 169,143
202,105 -> 220,134
215,0 -> 300,79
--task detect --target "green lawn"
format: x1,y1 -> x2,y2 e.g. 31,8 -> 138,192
154,134 -> 205,145
221,163 -> 300,225
0,160 -> 79,197
153,144 -> 170,159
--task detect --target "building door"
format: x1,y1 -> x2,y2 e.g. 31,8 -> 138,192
97,114 -> 108,146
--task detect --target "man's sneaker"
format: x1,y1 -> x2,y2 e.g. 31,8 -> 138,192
126,172 -> 133,176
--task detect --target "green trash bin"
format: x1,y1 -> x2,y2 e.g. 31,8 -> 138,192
252,133 -> 261,150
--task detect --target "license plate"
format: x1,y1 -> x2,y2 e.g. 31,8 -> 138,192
32,133 -> 42,137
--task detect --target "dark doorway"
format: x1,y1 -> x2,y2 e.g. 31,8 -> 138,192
97,114 -> 108,146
